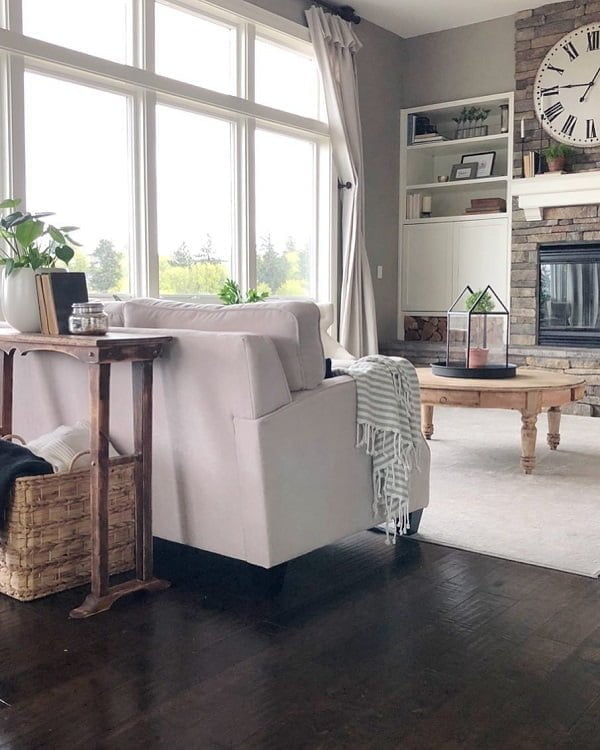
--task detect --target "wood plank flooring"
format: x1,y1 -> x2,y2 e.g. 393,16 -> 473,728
0,534 -> 598,749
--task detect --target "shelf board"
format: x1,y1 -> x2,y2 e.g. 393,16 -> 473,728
404,213 -> 508,224
406,176 -> 508,191
407,132 -> 509,153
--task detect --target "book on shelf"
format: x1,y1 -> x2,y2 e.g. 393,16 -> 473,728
407,114 -> 416,145
523,151 -> 540,179
464,208 -> 506,215
36,271 -> 89,335
406,193 -> 423,220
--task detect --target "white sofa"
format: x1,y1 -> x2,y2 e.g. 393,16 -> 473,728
8,298 -> 429,570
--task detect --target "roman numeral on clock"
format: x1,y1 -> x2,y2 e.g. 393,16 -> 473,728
587,118 -> 597,139
547,63 -> 565,75
561,115 -> 577,137
588,30 -> 600,51
544,101 -> 564,122
563,41 -> 579,61
541,85 -> 559,97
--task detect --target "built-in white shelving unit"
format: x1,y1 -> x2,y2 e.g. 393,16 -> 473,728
398,92 -> 514,332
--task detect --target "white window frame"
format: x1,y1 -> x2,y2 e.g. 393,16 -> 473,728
0,0 -> 336,303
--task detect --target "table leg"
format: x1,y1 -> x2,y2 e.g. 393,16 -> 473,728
70,363 -> 111,618
0,351 -> 14,438
422,404 -> 434,440
132,361 -> 169,592
547,407 -> 561,450
520,410 -> 538,475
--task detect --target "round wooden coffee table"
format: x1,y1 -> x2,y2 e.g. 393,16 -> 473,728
417,368 -> 586,474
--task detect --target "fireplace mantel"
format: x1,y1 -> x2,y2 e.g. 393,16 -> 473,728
512,171 -> 600,221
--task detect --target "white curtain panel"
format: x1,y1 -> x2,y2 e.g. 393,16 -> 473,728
306,5 -> 378,358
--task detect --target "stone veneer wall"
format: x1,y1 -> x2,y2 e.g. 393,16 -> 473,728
511,0 -> 600,415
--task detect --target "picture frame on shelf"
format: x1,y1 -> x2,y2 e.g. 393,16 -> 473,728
450,162 -> 478,181
460,151 -> 496,178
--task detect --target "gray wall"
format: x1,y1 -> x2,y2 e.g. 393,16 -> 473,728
402,15 -> 515,108
248,0 -> 404,344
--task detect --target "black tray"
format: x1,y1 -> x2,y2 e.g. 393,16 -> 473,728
431,362 -> 518,379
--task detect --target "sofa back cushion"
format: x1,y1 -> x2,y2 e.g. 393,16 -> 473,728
123,298 -> 324,391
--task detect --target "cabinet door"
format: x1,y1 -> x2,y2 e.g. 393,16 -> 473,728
402,223 -> 453,312
453,219 -> 509,302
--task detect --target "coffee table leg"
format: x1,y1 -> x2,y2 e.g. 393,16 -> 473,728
547,407 -> 561,450
520,411 -> 538,474
422,404 -> 434,440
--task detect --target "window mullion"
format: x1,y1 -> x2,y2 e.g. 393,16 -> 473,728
6,0 -> 21,32
7,53 -> 24,203
244,117 -> 255,292
142,89 -> 158,297
243,21 -> 254,102
139,0 -> 154,71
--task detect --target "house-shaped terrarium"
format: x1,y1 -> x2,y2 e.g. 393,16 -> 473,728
432,285 -> 517,379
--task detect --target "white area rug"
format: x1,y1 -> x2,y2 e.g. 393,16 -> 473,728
413,407 -> 600,577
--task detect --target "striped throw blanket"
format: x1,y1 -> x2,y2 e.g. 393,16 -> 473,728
337,355 -> 422,543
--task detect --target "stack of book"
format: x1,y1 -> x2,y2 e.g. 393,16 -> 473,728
406,194 -> 423,219
35,272 -> 89,335
464,197 -> 507,215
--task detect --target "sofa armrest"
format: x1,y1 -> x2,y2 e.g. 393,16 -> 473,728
119,326 -> 292,420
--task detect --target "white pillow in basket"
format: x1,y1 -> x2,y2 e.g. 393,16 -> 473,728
27,421 -> 119,473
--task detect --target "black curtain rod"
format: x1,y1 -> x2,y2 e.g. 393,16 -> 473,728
311,1 -> 361,24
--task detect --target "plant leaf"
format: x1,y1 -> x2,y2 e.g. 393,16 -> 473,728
0,199 -> 21,210
58,226 -> 79,232
48,226 -> 66,245
3,258 -> 14,276
15,219 -> 44,249
55,244 -> 74,264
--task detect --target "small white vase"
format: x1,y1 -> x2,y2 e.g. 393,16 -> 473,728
2,267 -> 41,333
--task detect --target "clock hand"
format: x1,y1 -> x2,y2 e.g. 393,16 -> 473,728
580,66 -> 600,102
560,83 -> 596,88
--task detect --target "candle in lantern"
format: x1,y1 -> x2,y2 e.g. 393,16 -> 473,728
521,119 -> 525,139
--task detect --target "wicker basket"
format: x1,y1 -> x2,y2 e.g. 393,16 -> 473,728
0,439 -> 135,601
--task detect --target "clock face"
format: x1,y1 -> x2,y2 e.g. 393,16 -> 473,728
534,22 -> 600,147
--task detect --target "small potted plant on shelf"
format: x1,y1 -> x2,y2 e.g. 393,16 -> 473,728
542,143 -> 574,173
0,198 -> 78,332
465,288 -> 495,368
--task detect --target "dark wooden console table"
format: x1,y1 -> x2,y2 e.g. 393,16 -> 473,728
0,330 -> 173,618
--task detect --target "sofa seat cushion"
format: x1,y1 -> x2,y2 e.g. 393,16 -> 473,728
123,297 -> 324,391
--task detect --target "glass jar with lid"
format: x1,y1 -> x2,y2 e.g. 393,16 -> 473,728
68,302 -> 109,335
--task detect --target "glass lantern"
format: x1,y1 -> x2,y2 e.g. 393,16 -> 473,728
433,285 -> 516,378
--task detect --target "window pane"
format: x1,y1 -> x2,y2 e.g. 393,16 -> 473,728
255,129 -> 316,298
156,105 -> 234,297
24,72 -> 133,295
255,37 -> 322,120
22,0 -> 132,64
155,3 -> 236,95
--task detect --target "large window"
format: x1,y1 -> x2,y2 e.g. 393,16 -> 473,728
22,0 -> 133,64
255,128 -> 316,297
24,72 -> 133,295
156,104 -> 235,297
0,0 -> 332,302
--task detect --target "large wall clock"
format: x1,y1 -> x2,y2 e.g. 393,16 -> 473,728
534,22 -> 600,146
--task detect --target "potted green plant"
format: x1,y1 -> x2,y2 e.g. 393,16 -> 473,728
465,288 -> 495,368
218,278 -> 269,305
0,198 -> 78,332
542,143 -> 574,173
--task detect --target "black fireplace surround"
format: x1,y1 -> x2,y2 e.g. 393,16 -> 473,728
538,241 -> 600,348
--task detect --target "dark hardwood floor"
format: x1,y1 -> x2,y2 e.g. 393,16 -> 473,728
0,534 -> 598,749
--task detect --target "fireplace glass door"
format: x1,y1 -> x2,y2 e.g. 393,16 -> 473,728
539,243 -> 600,347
